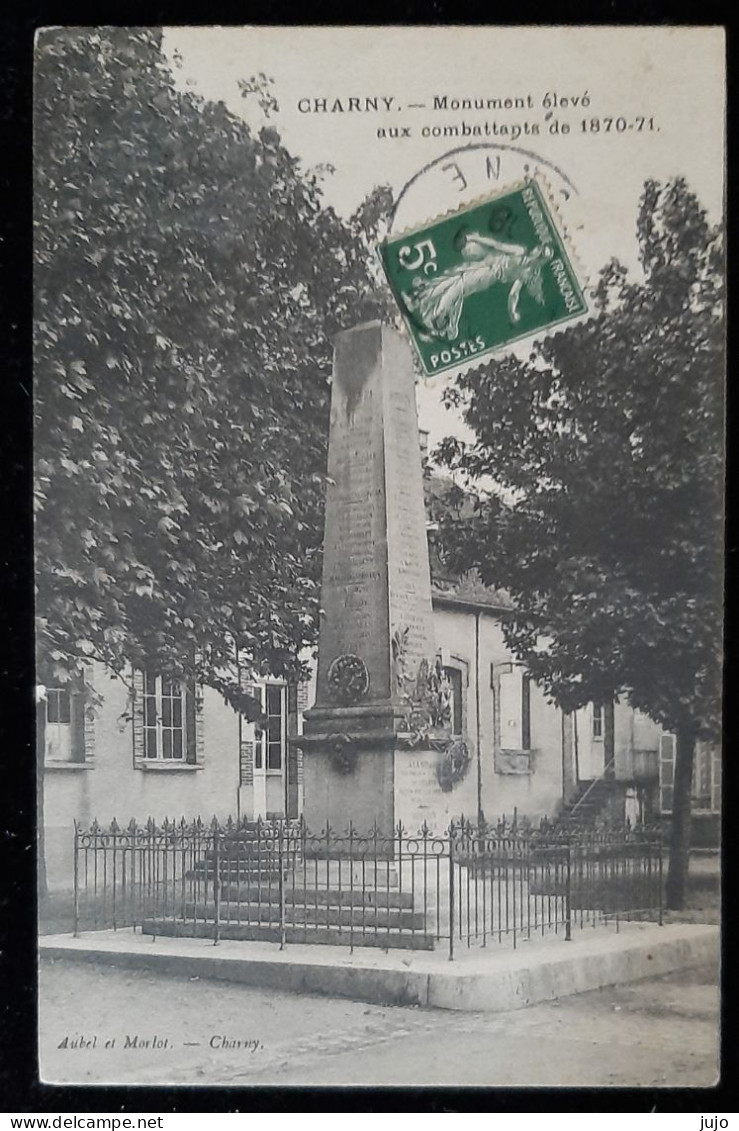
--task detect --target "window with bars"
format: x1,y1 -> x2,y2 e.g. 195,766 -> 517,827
142,672 -> 188,761
592,702 -> 604,740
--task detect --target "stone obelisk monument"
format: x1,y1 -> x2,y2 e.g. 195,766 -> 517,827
299,322 -> 437,837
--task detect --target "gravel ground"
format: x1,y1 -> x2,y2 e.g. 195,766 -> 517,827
38,957 -> 720,1088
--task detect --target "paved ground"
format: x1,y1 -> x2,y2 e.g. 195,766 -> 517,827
38,956 -> 719,1088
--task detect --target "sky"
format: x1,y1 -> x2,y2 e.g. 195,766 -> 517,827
163,26 -> 725,453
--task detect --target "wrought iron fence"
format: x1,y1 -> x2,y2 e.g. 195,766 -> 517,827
72,816 -> 663,959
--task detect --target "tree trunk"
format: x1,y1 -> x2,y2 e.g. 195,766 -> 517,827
604,699 -> 615,779
665,726 -> 695,910
36,698 -> 48,901
561,711 -> 576,804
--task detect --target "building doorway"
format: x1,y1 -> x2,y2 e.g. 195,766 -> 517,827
252,681 -> 288,818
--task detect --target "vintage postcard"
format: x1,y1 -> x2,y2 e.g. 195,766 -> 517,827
35,26 -> 724,1088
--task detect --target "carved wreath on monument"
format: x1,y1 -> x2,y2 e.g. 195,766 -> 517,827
436,739 -> 471,792
393,628 -> 453,734
327,653 -> 370,705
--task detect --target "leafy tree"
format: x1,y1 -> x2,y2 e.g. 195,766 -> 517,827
437,179 -> 723,908
34,28 -> 393,895
34,27 -> 390,707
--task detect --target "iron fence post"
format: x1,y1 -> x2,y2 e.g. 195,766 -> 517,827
111,821 -> 118,931
349,822 -> 355,955
278,822 -> 286,951
658,835 -> 664,926
565,836 -> 572,942
73,821 -> 80,938
213,823 -> 221,947
448,825 -> 455,962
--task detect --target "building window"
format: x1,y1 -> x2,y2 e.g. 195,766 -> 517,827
255,683 -> 287,773
132,667 -> 202,769
141,672 -> 188,761
443,666 -> 464,736
592,703 -> 604,740
497,664 -> 531,751
40,678 -> 91,766
44,686 -> 73,761
47,687 -> 71,725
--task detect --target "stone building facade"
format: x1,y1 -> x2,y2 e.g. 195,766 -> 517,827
40,589 -> 688,892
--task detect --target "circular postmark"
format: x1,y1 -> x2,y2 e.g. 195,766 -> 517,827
390,142 -> 578,236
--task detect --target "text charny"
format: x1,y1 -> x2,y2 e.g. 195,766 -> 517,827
297,96 -> 397,113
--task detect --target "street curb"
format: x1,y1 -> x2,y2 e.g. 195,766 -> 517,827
39,924 -> 718,1013
426,926 -> 718,1011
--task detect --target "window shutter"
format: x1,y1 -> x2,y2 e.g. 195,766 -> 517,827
132,668 -> 146,768
658,732 -> 676,813
67,669 -> 96,765
287,681 -> 298,733
82,670 -> 96,763
239,679 -> 260,782
69,685 -> 86,764
239,738 -> 255,786
185,683 -> 204,766
521,673 -> 531,751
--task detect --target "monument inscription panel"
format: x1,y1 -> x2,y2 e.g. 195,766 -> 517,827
314,323 -> 435,709
383,331 -> 436,696
394,749 -> 455,835
316,329 -> 391,703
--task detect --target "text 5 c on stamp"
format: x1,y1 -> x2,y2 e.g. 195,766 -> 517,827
378,179 -> 587,376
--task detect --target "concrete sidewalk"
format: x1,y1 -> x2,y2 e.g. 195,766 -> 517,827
39,921 -> 718,1013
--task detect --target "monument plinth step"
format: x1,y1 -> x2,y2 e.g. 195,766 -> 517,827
181,901 -> 427,931
141,918 -> 437,950
218,884 -> 414,908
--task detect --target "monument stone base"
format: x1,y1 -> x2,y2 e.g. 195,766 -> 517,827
301,743 -> 396,841
298,734 -> 465,845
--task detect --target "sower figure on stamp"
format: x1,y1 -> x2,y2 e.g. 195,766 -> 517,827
402,226 -> 553,340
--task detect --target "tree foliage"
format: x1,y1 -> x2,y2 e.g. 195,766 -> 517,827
437,179 -> 723,907
34,28 -> 390,708
438,178 -> 723,744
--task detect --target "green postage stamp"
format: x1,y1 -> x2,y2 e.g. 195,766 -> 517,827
379,179 -> 587,376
